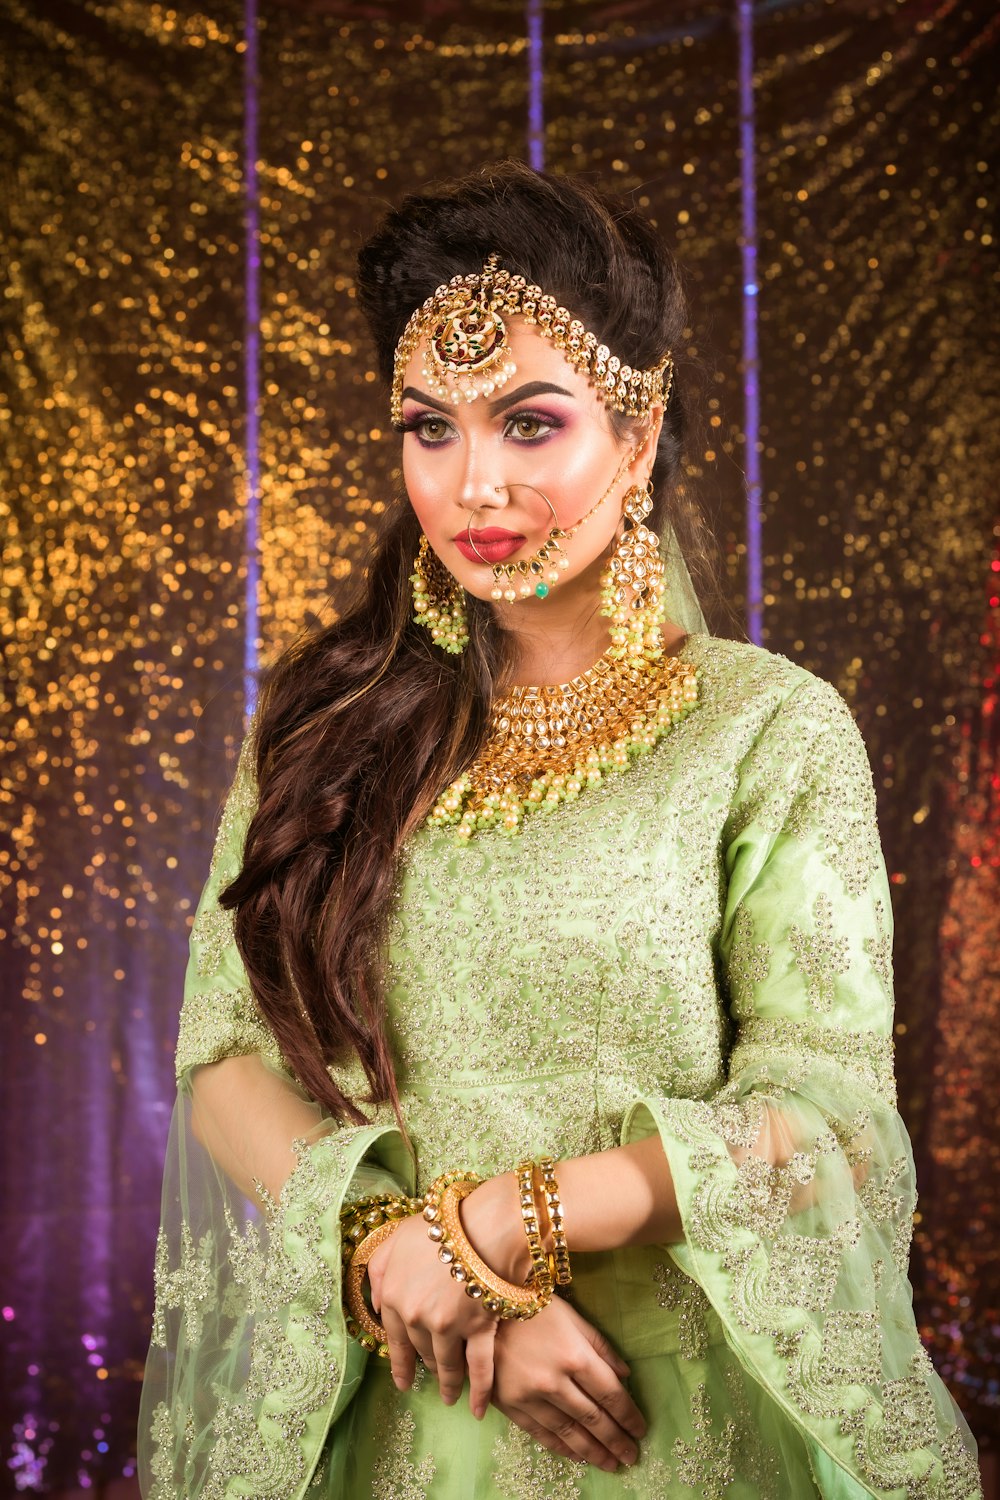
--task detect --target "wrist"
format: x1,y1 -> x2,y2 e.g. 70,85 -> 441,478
461,1171 -> 533,1285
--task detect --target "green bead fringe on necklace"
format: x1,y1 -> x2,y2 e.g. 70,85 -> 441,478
427,651 -> 699,841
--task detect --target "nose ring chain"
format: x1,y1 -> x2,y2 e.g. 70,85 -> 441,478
468,451 -> 635,603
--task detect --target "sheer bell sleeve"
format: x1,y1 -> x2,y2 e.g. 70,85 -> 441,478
621,676 -> 981,1500
139,733 -> 411,1500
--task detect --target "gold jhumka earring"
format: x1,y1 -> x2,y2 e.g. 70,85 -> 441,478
599,481 -> 667,666
410,534 -> 469,654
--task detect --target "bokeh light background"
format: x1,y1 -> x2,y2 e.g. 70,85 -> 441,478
1,0 -> 997,1491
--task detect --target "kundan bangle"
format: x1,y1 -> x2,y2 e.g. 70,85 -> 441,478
516,1160 -> 554,1293
423,1171 -> 553,1320
340,1193 -> 423,1356
538,1157 -> 573,1286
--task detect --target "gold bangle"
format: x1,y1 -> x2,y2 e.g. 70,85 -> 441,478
438,1179 -> 552,1318
423,1171 -> 553,1320
340,1194 -> 422,1356
538,1157 -> 573,1287
516,1160 -> 554,1294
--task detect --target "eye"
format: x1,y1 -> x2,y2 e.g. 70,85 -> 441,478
505,411 -> 558,442
415,414 -> 451,443
399,412 -> 454,445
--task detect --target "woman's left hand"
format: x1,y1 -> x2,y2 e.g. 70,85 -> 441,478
366,1210 -> 500,1414
491,1295 -> 645,1470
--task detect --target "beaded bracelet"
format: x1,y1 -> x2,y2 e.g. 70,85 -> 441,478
516,1160 -> 554,1293
340,1193 -> 423,1356
538,1157 -> 573,1287
423,1171 -> 553,1320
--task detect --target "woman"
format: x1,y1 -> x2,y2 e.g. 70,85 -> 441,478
139,162 -> 981,1498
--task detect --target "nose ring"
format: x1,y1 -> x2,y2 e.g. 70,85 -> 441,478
466,484 -> 559,566
494,482 -> 559,527
468,484 -> 570,602
465,508 -> 492,566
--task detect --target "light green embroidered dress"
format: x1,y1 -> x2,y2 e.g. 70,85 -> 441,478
139,635 -> 981,1500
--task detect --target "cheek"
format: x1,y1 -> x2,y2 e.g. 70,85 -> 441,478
524,431 -> 626,530
401,451 -> 439,533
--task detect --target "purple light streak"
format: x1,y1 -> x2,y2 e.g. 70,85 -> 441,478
737,0 -> 764,644
526,0 -> 544,169
243,0 -> 262,718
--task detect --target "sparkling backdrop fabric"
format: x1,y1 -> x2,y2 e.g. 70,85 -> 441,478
1,0 -> 996,1490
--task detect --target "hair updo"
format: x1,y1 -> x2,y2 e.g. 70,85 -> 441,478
222,162 -> 717,1125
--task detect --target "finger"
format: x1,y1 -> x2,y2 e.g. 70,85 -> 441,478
573,1360 -> 646,1443
381,1306 -> 418,1392
465,1326 -> 497,1419
365,1239 -> 392,1316
525,1397 -> 626,1473
411,1334 -> 437,1371
563,1384 -> 641,1469
430,1333 -> 467,1406
368,1282 -> 382,1318
578,1319 -> 631,1381
493,1404 -> 581,1466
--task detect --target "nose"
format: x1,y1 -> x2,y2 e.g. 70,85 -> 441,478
457,434 -> 506,516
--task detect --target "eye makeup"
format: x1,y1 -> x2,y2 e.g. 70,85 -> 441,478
396,406 -> 568,447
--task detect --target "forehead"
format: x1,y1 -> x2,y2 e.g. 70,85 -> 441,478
401,315 -> 600,403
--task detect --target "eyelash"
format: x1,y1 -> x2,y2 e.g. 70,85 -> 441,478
395,409 -> 564,446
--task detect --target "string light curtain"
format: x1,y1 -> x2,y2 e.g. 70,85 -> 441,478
1,0 -> 996,1491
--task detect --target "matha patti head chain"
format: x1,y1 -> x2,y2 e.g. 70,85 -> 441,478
391,253 -> 674,427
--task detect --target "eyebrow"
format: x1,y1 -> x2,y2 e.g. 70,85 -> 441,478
400,380 -> 576,417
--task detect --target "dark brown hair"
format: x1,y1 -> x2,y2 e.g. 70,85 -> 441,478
220,161 -> 717,1124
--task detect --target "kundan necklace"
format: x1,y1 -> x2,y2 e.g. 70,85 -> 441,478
428,645 -> 699,840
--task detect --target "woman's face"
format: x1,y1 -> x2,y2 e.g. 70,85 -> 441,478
399,318 -> 652,604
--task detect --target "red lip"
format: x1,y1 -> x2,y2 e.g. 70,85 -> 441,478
453,527 -> 526,564
455,528 -> 525,543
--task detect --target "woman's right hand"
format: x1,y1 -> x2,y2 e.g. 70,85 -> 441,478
491,1296 -> 645,1473
367,1209 -> 500,1411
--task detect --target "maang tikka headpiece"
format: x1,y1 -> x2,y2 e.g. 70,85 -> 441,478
391,253 -> 674,427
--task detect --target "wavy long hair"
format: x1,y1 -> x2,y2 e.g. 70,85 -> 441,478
220,161 -> 718,1125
